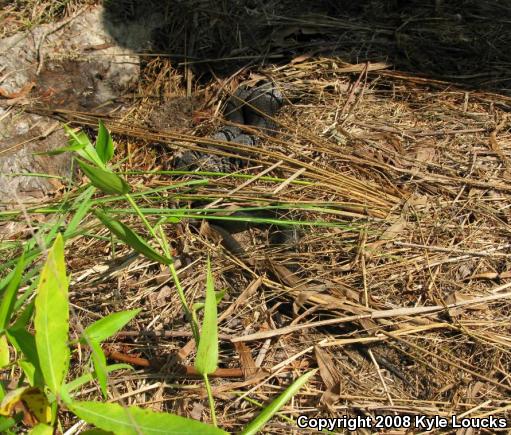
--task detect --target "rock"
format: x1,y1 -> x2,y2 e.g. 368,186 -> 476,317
0,6 -> 144,210
0,120 -> 70,208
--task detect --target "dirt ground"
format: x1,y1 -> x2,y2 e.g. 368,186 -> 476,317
1,0 -> 511,433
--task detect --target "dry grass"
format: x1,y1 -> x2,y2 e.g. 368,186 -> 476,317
45,57 -> 511,432
2,0 -> 511,432
0,0 -> 96,39
101,0 -> 511,95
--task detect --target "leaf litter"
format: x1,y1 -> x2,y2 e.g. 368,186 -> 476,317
2,0 -> 511,432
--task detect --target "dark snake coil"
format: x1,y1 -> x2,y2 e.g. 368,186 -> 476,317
174,81 -> 284,173
173,82 -> 300,256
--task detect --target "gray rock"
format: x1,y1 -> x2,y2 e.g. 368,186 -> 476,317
0,7 -> 145,210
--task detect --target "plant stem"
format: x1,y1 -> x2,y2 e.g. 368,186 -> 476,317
156,225 -> 199,343
124,194 -> 158,240
126,193 -> 199,343
203,374 -> 217,427
170,262 -> 199,343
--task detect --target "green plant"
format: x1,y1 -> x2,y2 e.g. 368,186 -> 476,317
0,122 -> 316,433
0,235 -> 225,434
194,258 -> 219,427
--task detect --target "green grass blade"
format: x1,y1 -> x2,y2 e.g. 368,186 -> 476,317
96,120 -> 115,164
192,290 -> 225,313
241,369 -> 317,435
94,210 -> 172,265
0,270 -> 17,300
77,160 -> 130,195
3,172 -> 63,180
92,179 -> 208,206
105,208 -> 352,229
34,142 -> 88,156
12,298 -> 34,328
6,328 -> 38,365
63,125 -> 91,147
64,186 -> 96,238
66,400 -> 228,435
34,234 -> 70,395
18,361 -> 37,386
89,339 -> 108,399
64,125 -> 104,168
194,258 -> 218,376
82,309 -> 141,344
0,415 -> 18,433
0,336 -> 9,369
0,252 -> 25,330
6,327 -> 43,387
63,364 -> 132,395
121,169 -> 312,185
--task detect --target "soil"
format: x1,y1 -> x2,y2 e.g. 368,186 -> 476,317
35,59 -> 119,111
146,96 -> 199,131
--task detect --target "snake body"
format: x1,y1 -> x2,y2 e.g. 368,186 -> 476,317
174,82 -> 284,173
173,82 -> 300,254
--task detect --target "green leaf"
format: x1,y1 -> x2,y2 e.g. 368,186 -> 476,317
164,216 -> 182,224
34,142 -> 88,156
34,234 -> 70,395
0,336 -> 9,369
89,340 -> 108,399
67,401 -> 228,435
241,369 -> 317,435
29,423 -> 53,435
64,125 -> 104,168
6,328 -> 40,368
194,258 -> 218,376
0,269 -> 17,300
64,125 -> 91,147
63,364 -> 132,395
6,327 -> 43,387
37,124 -> 92,158
77,160 -> 130,195
64,186 -> 96,238
82,309 -> 140,344
0,415 -> 17,432
18,361 -> 37,386
8,324 -> 35,354
81,430 -> 114,435
95,211 -> 172,265
11,301 -> 34,330
0,253 -> 25,330
96,121 -> 115,164
192,290 -> 225,313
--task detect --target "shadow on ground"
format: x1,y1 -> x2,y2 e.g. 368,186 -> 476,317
102,0 -> 511,94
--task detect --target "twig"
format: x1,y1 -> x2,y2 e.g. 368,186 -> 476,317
368,349 -> 394,406
232,288 -> 511,342
394,242 -> 511,257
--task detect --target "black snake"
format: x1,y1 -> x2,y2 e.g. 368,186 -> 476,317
174,81 -> 284,173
